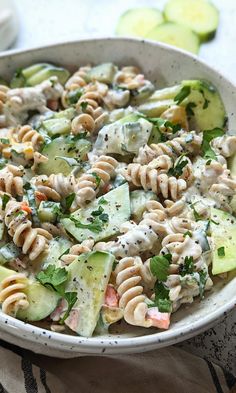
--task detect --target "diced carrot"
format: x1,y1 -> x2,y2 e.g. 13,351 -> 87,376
102,184 -> 112,194
35,191 -> 47,202
105,284 -> 119,308
20,202 -> 32,214
47,99 -> 59,111
147,307 -> 170,330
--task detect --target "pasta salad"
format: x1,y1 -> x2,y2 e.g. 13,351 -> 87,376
0,62 -> 235,337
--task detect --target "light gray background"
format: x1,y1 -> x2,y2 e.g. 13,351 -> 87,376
3,0 -> 236,373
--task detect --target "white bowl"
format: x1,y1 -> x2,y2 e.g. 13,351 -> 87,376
0,38 -> 236,358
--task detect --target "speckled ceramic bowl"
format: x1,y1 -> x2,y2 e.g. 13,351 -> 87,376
0,38 -> 236,358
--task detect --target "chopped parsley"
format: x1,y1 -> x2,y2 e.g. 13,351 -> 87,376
36,265 -> 77,325
91,206 -> 104,217
174,85 -> 191,105
91,172 -> 101,188
145,117 -> 181,134
217,246 -> 225,257
69,216 -> 104,233
0,138 -> 10,145
67,88 -> 83,105
179,256 -> 194,276
153,282 -> 172,313
168,154 -> 188,178
65,193 -> 76,210
80,101 -> 88,112
185,102 -> 197,117
199,270 -> 207,298
201,128 -> 225,160
150,254 -> 171,282
23,182 -> 31,191
183,231 -> 192,238
99,197 -> 108,205
190,203 -> 203,221
1,194 -> 10,210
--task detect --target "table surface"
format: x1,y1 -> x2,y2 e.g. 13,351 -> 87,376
2,0 -> 236,374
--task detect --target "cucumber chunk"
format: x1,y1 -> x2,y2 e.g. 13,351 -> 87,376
10,63 -> 70,88
131,190 -> 157,221
116,8 -> 164,38
0,243 -> 21,265
146,22 -> 200,54
211,208 -> 236,275
42,237 -> 72,269
42,118 -> 71,136
94,116 -> 153,155
0,266 -> 60,321
62,183 -> 131,243
87,63 -> 116,84
164,0 -> 219,41
38,201 -> 61,223
65,251 -> 114,336
37,136 -> 91,176
181,80 -> 226,130
138,80 -> 226,130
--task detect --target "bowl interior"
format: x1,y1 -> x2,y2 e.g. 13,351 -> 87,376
0,38 -> 236,355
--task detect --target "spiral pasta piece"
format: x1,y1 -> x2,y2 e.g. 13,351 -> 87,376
161,233 -> 202,265
211,135 -> 236,158
0,164 -> 24,197
122,161 -> 187,200
160,105 -> 188,131
135,132 -> 202,165
33,173 -> 76,201
114,257 -> 152,327
16,125 -> 44,150
4,200 -> 52,260
72,91 -> 108,134
0,273 -> 29,316
74,155 -> 118,207
61,239 -> 94,265
114,66 -> 146,90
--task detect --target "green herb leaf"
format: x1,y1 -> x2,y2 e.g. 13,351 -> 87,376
217,246 -> 225,257
199,270 -> 207,299
65,193 -> 76,210
168,155 -> 188,178
155,298 -> 172,313
99,197 -> 108,205
91,172 -> 101,188
69,216 -> 103,233
99,213 -> 109,222
190,204 -> 203,222
174,86 -> 191,105
144,117 -> 181,134
23,182 -> 31,191
179,256 -> 194,276
183,231 -> 192,238
67,88 -> 83,105
81,101 -> 88,112
202,128 -> 225,160
150,255 -> 170,281
1,194 -> 10,210
185,102 -> 197,117
0,138 -> 10,145
59,291 -> 78,324
91,206 -> 104,217
36,265 -> 68,296
153,282 -> 172,312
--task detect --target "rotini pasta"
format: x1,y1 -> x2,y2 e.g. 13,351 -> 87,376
0,61 -> 234,338
0,273 -> 29,316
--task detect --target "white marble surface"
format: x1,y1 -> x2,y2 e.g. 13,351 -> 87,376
1,0 -> 236,373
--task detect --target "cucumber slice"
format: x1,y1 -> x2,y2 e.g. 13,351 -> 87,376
130,190 -> 157,221
42,237 -> 72,269
0,266 -> 60,321
38,201 -> 61,223
87,63 -> 116,84
116,8 -> 164,38
94,116 -> 153,155
164,0 -> 219,41
42,118 -> 71,136
10,63 -> 70,87
0,243 -> 21,265
65,251 -> 114,336
146,22 -> 200,54
62,183 -> 131,243
211,208 -> 236,275
138,99 -> 173,117
37,136 -> 91,176
181,80 -> 226,130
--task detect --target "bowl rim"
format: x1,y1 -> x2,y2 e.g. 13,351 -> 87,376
0,37 -> 236,352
